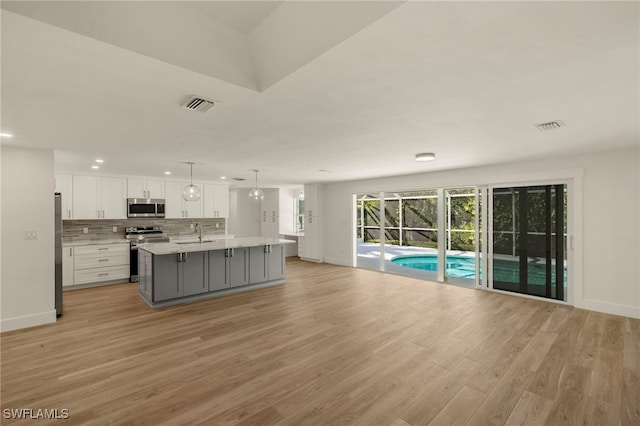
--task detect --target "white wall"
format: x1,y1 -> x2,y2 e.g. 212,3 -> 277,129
321,147 -> 640,319
1,146 -> 57,331
227,189 -> 262,237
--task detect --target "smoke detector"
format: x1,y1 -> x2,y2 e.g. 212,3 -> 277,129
181,96 -> 217,113
535,120 -> 565,131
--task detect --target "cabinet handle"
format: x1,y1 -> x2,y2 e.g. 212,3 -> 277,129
177,253 -> 182,263
230,248 -> 234,257
97,209 -> 100,218
183,252 -> 188,262
98,273 -> 109,277
98,248 -> 108,251
69,247 -> 72,256
68,210 -> 71,219
98,259 -> 109,262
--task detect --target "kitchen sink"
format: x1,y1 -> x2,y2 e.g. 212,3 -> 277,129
175,239 -> 220,244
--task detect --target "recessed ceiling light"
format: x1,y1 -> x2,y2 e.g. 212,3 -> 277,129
95,159 -> 104,163
91,165 -> 99,169
220,176 -> 226,180
415,153 -> 436,162
164,171 -> 171,175
0,133 -> 13,138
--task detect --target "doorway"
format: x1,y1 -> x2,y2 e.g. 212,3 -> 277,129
490,185 -> 567,301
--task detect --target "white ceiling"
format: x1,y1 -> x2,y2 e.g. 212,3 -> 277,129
1,1 -> 638,188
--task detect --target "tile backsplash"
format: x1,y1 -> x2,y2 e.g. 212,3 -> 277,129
63,218 -> 226,242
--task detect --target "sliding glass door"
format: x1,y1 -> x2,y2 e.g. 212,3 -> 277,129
491,185 -> 566,301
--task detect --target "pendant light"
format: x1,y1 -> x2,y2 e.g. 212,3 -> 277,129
182,162 -> 201,201
248,169 -> 264,202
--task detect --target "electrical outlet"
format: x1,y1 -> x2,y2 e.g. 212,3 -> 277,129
83,227 -> 89,234
23,229 -> 39,240
112,226 -> 118,233
215,223 -> 220,228
190,224 -> 194,229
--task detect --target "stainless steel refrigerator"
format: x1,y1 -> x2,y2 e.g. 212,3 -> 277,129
55,193 -> 63,316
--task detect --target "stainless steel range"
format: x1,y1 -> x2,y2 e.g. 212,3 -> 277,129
125,226 -> 170,282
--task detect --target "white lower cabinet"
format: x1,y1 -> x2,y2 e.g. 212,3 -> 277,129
62,245 -> 74,287
300,216 -> 321,262
72,243 -> 130,286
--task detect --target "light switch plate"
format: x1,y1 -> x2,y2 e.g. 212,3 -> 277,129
112,226 -> 117,233
83,227 -> 89,234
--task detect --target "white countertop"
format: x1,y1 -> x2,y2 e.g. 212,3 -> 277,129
63,239 -> 129,247
139,237 -> 296,255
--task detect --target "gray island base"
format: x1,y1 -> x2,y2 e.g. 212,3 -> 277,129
138,237 -> 295,308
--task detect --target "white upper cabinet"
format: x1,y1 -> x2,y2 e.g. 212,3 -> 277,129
72,176 -> 126,219
165,181 -> 203,219
72,176 -> 99,219
100,177 -> 127,219
304,184 -> 319,217
127,178 -> 165,199
203,183 -> 229,218
55,174 -> 73,219
260,189 -> 280,238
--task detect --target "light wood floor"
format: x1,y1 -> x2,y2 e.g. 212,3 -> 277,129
2,258 -> 639,425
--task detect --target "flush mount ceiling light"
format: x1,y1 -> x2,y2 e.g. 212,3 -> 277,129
182,162 -> 201,202
0,133 -> 14,138
248,169 -> 264,202
164,171 -> 171,175
415,152 -> 436,162
91,165 -> 99,169
95,158 -> 104,163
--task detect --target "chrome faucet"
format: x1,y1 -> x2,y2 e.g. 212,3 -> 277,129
194,223 -> 203,243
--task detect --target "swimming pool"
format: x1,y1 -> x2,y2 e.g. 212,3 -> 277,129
391,254 -> 562,285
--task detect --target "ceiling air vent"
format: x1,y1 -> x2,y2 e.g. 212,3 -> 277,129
535,120 -> 565,131
182,96 -> 216,113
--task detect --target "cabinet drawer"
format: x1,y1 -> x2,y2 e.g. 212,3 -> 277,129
74,252 -> 129,270
74,244 -> 129,256
74,265 -> 129,285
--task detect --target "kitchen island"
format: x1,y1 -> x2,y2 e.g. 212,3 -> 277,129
138,237 -> 295,308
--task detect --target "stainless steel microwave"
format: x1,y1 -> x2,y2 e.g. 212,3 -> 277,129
127,198 -> 165,218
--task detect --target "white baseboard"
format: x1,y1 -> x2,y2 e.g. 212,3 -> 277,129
299,257 -> 323,263
576,299 -> 640,319
323,257 -> 351,267
0,310 -> 57,333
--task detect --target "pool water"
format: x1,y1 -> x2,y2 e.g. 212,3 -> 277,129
391,254 -> 562,285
